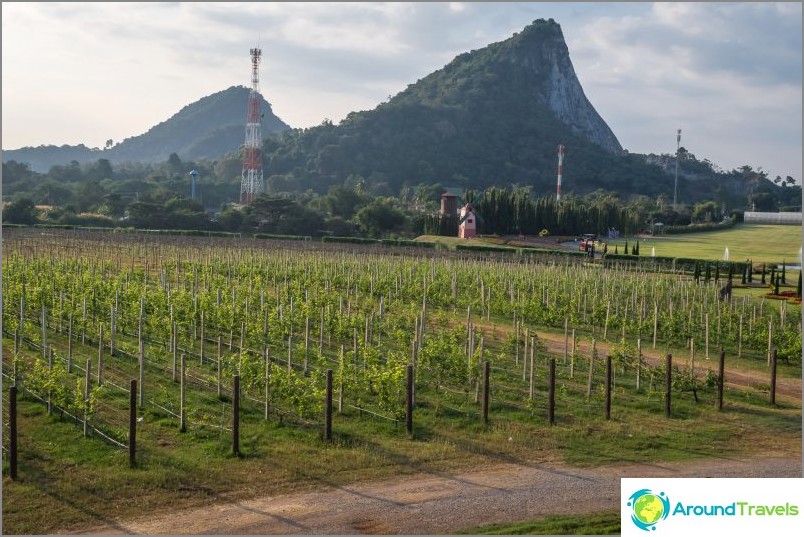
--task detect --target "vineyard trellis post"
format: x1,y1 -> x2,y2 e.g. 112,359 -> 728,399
325,369 -> 333,442
233,374 -> 240,456
406,364 -> 413,436
264,347 -> 270,420
67,314 -> 73,373
586,339 -> 597,398
84,358 -> 91,437
717,349 -> 725,411
665,354 -> 672,418
548,357 -> 555,425
605,355 -> 612,420
769,348 -> 777,406
217,336 -> 222,399
180,354 -> 186,433
482,360 -> 490,426
636,338 -> 642,391
9,385 -> 18,480
129,379 -> 137,468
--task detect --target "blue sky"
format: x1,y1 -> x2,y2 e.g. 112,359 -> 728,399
2,2 -> 801,181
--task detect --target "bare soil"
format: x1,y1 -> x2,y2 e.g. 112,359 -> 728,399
74,456 -> 801,535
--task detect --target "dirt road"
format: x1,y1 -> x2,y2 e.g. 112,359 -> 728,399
77,457 -> 801,535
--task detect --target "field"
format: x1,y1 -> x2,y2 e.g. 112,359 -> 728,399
1,227 -> 801,534
607,224 -> 802,264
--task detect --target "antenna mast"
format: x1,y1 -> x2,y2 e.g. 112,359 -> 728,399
240,47 -> 264,204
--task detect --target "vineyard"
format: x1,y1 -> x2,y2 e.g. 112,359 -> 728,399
1,227 -> 801,534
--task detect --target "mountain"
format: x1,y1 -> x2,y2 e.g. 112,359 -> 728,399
3,86 -> 290,172
259,19 -> 675,198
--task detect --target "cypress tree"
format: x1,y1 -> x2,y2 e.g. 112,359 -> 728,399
797,271 -> 802,298
781,261 -> 786,284
714,264 -> 720,282
705,263 -> 711,283
761,264 -> 766,284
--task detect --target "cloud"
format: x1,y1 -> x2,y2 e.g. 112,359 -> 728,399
565,2 -> 801,177
2,2 -> 800,181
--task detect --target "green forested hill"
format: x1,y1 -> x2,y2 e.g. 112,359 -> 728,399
258,19 -> 678,199
3,86 -> 290,172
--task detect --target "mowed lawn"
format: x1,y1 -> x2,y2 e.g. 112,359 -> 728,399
617,224 -> 802,264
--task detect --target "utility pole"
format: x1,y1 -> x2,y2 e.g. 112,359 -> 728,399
673,129 -> 681,208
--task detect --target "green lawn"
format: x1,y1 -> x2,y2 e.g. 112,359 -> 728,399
609,224 -> 801,264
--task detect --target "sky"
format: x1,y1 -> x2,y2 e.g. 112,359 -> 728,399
1,2 -> 802,182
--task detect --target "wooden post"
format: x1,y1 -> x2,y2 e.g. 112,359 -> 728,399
528,342 -> 535,401
200,311 -> 205,365
563,318 -> 569,365
233,374 -> 240,456
324,369 -> 333,441
705,314 -> 710,360
287,335 -> 293,373
180,354 -> 186,432
129,379 -> 137,468
482,361 -> 490,426
172,323 -> 178,382
304,316 -> 310,373
717,349 -> 725,411
406,364 -> 413,435
652,302 -> 658,348
738,315 -> 743,357
47,347 -> 53,415
67,314 -> 73,373
84,358 -> 91,437
41,305 -> 47,358
217,335 -> 222,399
586,339 -> 596,398
664,354 -> 672,418
548,358 -> 555,425
605,356 -> 612,420
138,336 -> 144,408
110,306 -> 115,357
570,329 -> 576,379
9,385 -> 18,480
97,324 -> 104,386
636,338 -> 642,391
769,348 -> 777,406
264,347 -> 270,420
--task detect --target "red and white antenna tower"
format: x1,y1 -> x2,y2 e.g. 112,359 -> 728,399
240,47 -> 264,204
556,144 -> 565,202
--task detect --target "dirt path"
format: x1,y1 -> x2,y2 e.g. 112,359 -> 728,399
75,456 -> 801,535
468,319 -> 802,401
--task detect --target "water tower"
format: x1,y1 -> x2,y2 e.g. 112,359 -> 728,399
189,169 -> 199,200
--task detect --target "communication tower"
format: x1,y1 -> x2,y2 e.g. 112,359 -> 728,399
240,47 -> 264,204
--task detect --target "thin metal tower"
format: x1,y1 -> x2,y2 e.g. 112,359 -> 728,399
556,144 -> 565,202
240,47 -> 264,205
673,128 -> 681,208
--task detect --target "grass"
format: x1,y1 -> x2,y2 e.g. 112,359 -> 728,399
3,326 -> 801,534
607,224 -> 801,264
458,509 -> 620,535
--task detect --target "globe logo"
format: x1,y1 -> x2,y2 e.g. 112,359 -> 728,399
627,489 -> 670,531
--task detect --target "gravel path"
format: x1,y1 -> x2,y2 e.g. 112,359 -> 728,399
76,456 -> 801,535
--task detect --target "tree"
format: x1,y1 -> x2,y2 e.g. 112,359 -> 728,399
3,197 -> 39,225
354,198 -> 406,238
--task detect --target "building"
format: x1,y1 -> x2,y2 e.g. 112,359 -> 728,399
743,212 -> 802,225
458,204 -> 477,239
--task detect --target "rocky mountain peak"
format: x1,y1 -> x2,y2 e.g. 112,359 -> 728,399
499,19 -> 623,153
